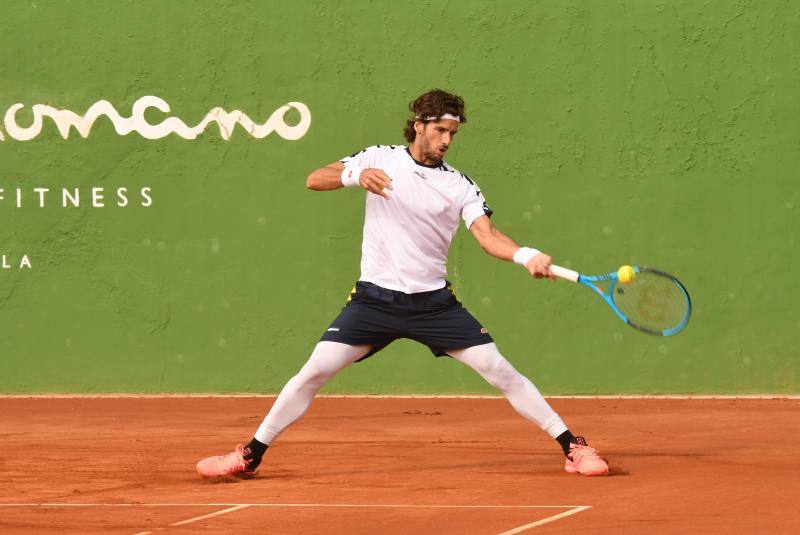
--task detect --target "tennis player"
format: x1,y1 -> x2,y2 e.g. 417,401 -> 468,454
197,89 -> 609,477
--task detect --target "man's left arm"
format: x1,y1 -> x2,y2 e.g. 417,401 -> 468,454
468,215 -> 555,280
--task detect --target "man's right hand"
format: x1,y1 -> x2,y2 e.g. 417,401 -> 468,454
359,169 -> 393,200
526,253 -> 556,280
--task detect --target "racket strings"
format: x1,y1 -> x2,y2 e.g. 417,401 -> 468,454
612,271 -> 689,332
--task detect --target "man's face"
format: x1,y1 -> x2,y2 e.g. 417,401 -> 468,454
415,119 -> 459,162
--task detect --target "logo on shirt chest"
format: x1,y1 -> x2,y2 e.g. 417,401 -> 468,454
413,170 -> 428,180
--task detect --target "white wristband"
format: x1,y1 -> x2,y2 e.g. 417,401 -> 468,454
341,165 -> 363,187
513,247 -> 541,267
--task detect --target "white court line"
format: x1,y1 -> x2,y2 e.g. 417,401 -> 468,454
496,505 -> 591,534
126,505 -> 253,535
1,394 -> 798,399
0,503 -> 587,508
168,503 -> 252,526
2,503 -> 591,534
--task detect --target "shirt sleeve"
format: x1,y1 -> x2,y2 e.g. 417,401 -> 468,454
460,175 -> 494,229
340,145 -> 382,169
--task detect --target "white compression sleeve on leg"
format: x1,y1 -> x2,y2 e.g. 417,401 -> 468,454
254,341 -> 371,445
447,343 -> 568,438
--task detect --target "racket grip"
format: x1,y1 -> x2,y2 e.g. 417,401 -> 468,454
550,264 -> 580,282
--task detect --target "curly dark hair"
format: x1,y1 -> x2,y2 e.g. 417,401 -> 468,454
403,89 -> 467,143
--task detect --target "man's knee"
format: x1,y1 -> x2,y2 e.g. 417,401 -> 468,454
297,360 -> 337,388
483,357 -> 524,392
295,342 -> 368,388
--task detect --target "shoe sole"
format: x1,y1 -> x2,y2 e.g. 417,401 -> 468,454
198,470 -> 257,482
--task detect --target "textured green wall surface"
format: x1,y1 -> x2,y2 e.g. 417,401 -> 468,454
0,1 -> 797,394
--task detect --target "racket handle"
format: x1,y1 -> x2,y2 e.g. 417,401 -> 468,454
550,264 -> 580,282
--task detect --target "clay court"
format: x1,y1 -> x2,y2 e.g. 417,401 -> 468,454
2,396 -> 797,534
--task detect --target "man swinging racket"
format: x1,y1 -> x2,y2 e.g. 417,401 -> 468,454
197,89 -> 609,477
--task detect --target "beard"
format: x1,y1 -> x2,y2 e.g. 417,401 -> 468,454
422,139 -> 447,163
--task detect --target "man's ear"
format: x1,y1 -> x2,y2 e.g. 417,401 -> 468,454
414,121 -> 424,136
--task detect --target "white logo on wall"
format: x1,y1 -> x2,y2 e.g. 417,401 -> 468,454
0,96 -> 311,141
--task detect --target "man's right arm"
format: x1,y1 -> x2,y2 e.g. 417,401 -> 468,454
306,161 -> 394,200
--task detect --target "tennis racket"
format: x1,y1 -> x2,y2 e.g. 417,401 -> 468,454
550,265 -> 692,336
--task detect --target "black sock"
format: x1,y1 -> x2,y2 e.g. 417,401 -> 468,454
242,438 -> 268,470
556,430 -> 577,457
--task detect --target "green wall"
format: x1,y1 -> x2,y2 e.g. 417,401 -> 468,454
0,1 -> 797,394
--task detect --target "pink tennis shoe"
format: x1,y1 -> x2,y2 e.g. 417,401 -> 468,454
196,440 -> 608,478
564,437 -> 609,476
196,444 -> 256,477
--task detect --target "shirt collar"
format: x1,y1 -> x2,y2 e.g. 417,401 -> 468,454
405,147 -> 445,169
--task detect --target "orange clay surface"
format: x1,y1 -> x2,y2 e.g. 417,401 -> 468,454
1,397 -> 798,534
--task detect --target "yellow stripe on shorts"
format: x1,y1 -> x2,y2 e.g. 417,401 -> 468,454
447,283 -> 461,303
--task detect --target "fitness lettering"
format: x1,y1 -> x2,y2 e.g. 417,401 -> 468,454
0,96 -> 311,141
0,187 -> 152,208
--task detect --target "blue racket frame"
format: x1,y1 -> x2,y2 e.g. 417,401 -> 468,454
577,266 -> 692,336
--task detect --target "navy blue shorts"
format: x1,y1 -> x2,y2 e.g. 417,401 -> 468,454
319,280 -> 494,361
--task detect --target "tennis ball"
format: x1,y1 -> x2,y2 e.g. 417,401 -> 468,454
618,265 -> 635,283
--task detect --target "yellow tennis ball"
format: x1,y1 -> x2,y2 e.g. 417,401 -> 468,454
618,265 -> 635,283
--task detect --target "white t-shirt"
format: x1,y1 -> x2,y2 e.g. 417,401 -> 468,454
340,145 -> 493,294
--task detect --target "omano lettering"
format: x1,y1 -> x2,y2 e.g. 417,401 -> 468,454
0,96 -> 311,141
